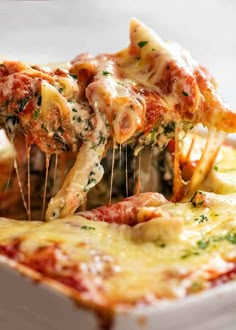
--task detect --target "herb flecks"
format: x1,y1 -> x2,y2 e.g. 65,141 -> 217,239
197,239 -> 210,250
69,73 -> 78,79
103,71 -> 111,76
85,119 -> 93,131
194,214 -> 208,224
181,231 -> 236,260
182,91 -> 189,97
33,108 -> 40,119
181,250 -> 200,259
163,121 -> 175,135
18,97 -> 30,113
81,225 -> 96,231
54,133 -> 69,151
138,41 -> 148,48
225,232 -> 236,244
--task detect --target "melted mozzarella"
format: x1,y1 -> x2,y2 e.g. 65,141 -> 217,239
1,191 -> 236,305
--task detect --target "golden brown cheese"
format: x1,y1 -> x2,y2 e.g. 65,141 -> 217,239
0,191 -> 236,308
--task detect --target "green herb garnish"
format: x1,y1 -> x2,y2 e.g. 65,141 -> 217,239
103,71 -> 110,76
197,239 -> 210,250
194,214 -> 208,224
225,232 -> 236,244
81,225 -> 96,230
181,250 -> 200,259
18,97 -> 30,112
69,73 -> 78,79
163,121 -> 176,135
182,91 -> 189,97
138,41 -> 148,48
33,108 -> 40,119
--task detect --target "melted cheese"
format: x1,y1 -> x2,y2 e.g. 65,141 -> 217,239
0,191 -> 236,306
180,132 -> 236,194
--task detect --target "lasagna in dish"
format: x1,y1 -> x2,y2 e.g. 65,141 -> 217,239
0,18 -> 236,328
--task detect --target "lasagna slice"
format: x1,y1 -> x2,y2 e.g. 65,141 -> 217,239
0,19 -> 235,220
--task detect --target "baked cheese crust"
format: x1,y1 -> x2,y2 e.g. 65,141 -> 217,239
0,191 -> 236,309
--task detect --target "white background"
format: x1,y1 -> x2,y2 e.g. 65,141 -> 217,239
0,0 -> 236,106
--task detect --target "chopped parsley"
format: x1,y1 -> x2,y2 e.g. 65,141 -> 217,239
225,232 -> 236,244
72,108 -> 77,113
149,127 -> 158,144
85,119 -> 93,131
213,165 -> 218,171
180,250 -> 200,259
182,91 -> 189,97
69,73 -> 78,79
138,40 -> 148,48
33,108 -> 40,119
180,231 -> 236,260
97,131 -> 106,146
197,239 -> 210,250
18,97 -> 30,113
194,214 -> 208,224
163,121 -> 175,135
53,133 -> 69,151
103,71 -> 110,76
58,87 -> 63,93
81,225 -> 96,230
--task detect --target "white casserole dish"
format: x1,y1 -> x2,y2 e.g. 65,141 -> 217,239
0,255 -> 236,330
